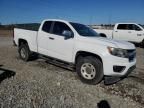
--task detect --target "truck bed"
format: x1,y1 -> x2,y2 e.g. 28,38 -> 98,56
14,28 -> 38,52
14,23 -> 40,31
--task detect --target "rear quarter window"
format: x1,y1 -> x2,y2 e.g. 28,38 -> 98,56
42,21 -> 52,33
117,24 -> 128,30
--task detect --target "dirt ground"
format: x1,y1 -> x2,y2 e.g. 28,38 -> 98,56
0,36 -> 144,108
0,30 -> 13,37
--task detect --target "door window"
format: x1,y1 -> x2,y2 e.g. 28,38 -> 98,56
42,21 -> 53,33
133,25 -> 142,31
127,24 -> 140,30
127,24 -> 134,30
52,22 -> 73,36
117,24 -> 142,31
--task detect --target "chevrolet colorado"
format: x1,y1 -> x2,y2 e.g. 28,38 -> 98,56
13,19 -> 136,84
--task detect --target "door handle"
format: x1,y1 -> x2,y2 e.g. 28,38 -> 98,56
137,34 -> 142,36
128,31 -> 131,33
115,31 -> 118,32
49,37 -> 54,40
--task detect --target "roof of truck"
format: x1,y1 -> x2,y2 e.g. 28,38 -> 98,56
42,19 -> 69,23
115,23 -> 138,24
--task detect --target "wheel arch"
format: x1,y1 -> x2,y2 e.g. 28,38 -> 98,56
18,39 -> 29,47
99,33 -> 107,38
75,51 -> 103,64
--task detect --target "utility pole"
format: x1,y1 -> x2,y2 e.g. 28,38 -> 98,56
108,14 -> 112,29
89,16 -> 93,26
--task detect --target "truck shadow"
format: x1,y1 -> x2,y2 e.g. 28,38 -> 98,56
0,65 -> 16,83
104,74 -> 144,85
104,76 -> 124,85
97,100 -> 111,108
127,75 -> 144,84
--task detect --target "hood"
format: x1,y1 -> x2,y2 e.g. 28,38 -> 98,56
78,36 -> 135,49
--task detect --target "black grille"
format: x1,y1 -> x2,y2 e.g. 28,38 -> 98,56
127,49 -> 136,62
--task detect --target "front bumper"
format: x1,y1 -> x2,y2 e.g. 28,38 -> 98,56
103,50 -> 136,76
104,65 -> 136,85
123,65 -> 136,77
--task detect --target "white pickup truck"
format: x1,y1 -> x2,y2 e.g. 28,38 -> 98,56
94,23 -> 144,47
13,19 -> 136,85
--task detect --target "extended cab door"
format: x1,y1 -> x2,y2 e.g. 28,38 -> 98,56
37,21 -> 54,57
47,21 -> 74,62
113,24 -> 144,42
38,21 -> 75,62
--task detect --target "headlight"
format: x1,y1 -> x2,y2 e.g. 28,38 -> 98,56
107,47 -> 128,58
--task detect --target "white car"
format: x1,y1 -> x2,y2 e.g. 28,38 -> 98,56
94,23 -> 144,47
13,19 -> 136,85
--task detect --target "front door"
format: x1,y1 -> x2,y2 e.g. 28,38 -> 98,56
39,21 -> 75,62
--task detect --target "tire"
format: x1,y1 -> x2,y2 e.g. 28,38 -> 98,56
76,56 -> 103,85
18,43 -> 31,61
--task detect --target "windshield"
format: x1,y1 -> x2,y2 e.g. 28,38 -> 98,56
70,22 -> 99,37
139,24 -> 144,29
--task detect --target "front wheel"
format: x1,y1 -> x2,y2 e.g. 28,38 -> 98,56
76,56 -> 103,85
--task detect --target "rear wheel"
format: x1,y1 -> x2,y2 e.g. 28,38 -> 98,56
18,44 -> 31,61
76,56 -> 103,85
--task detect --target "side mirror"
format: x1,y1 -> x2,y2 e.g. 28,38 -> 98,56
62,30 -> 74,39
135,28 -> 142,31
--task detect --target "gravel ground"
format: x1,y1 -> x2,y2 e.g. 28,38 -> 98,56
0,37 -> 144,108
